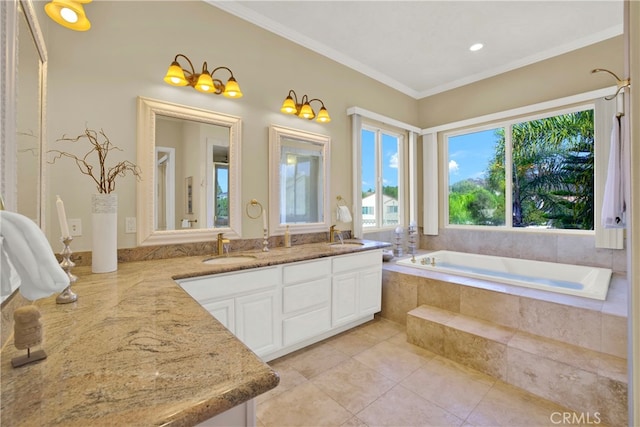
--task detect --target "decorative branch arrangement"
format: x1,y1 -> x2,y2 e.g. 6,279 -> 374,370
48,128 -> 141,194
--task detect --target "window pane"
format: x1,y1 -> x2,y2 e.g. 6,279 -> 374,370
361,129 -> 376,228
381,133 -> 399,227
448,129 -> 505,226
511,110 -> 594,230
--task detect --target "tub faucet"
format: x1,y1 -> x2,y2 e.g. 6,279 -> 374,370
217,232 -> 230,255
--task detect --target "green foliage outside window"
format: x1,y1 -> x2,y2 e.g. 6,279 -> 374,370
449,110 -> 594,230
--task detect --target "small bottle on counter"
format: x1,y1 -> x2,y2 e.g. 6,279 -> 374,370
284,225 -> 291,248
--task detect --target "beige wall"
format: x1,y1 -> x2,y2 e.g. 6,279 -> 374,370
43,0 -> 418,250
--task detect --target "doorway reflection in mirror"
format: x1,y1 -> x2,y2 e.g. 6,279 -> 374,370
154,114 -> 230,232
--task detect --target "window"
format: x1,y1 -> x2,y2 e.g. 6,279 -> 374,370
446,107 -> 595,230
361,126 -> 403,229
362,206 -> 374,215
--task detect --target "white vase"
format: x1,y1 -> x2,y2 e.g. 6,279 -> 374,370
91,193 -> 118,273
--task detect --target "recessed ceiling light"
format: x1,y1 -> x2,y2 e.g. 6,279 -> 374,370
469,43 -> 484,52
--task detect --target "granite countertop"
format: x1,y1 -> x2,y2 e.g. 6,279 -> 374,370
0,239 -> 389,426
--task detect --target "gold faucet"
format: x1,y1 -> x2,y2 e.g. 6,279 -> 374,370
217,232 -> 230,255
329,225 -> 337,243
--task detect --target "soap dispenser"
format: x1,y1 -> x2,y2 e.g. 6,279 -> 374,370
284,225 -> 291,248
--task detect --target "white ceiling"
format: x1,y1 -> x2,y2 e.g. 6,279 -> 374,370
208,1 -> 623,99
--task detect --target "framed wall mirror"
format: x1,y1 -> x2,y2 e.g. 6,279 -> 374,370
1,0 -> 47,222
17,0 -> 46,225
137,97 -> 242,246
1,0 -> 47,304
269,125 -> 330,235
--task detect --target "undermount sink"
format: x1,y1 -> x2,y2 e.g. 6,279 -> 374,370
328,242 -> 365,248
202,255 -> 257,265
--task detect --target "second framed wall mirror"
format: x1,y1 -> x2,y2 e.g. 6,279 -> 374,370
137,97 -> 242,246
269,124 -> 331,235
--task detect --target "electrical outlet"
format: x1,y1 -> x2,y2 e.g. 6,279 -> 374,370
68,218 -> 82,236
125,217 -> 137,233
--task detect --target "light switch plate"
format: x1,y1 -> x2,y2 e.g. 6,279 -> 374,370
125,217 -> 137,233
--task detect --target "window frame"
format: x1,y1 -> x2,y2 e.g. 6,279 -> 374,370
442,103 -> 597,235
359,123 -> 406,232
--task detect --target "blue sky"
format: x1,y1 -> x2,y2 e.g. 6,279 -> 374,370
361,128 -> 498,191
361,130 -> 398,192
448,128 -> 500,185
216,166 -> 228,193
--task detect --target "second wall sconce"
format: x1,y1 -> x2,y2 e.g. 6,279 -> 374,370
164,54 -> 243,98
44,0 -> 92,31
280,90 -> 331,123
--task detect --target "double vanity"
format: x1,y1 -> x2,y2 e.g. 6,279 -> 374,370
179,242 -> 385,362
0,239 -> 388,426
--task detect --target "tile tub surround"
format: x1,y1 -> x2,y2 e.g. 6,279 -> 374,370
381,256 -> 628,426
382,253 -> 628,358
0,239 -> 388,426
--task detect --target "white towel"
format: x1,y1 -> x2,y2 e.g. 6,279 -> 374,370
0,236 -> 21,302
602,115 -> 626,228
0,211 -> 69,301
336,205 -> 352,223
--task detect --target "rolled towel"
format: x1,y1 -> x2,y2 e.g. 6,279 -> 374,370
0,211 -> 69,301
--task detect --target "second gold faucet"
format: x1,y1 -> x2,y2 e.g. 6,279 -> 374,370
217,232 -> 230,255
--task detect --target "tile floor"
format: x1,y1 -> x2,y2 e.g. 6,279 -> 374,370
256,316 -> 601,427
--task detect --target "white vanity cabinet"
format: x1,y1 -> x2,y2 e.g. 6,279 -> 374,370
332,251 -> 383,327
281,258 -> 332,347
179,266 -> 281,357
177,249 -> 382,361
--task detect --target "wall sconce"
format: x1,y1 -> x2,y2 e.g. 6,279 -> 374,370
280,90 -> 331,123
163,54 -> 243,98
44,0 -> 92,31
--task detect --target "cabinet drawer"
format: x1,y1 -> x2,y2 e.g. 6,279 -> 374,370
178,266 -> 279,301
332,250 -> 381,274
282,258 -> 331,284
282,307 -> 331,346
282,277 -> 331,314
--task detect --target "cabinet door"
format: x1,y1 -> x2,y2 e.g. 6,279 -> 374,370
235,289 -> 280,357
332,272 -> 359,327
202,299 -> 235,333
359,267 -> 382,316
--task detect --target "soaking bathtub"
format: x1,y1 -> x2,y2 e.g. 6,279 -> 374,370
396,250 -> 612,300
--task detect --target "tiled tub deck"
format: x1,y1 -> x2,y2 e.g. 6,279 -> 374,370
381,256 -> 628,427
